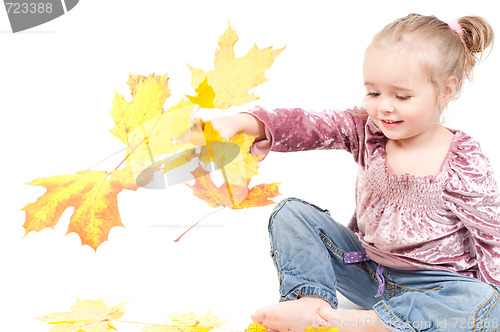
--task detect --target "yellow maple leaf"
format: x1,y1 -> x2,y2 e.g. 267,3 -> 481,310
188,24 -> 285,109
143,312 -> 225,332
38,298 -> 126,332
22,167 -> 139,251
109,73 -> 170,145
127,104 -> 195,166
186,77 -> 215,108
127,73 -> 165,97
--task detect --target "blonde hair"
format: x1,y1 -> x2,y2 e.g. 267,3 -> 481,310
368,14 -> 494,99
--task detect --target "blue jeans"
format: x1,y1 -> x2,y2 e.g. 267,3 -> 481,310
268,197 -> 500,331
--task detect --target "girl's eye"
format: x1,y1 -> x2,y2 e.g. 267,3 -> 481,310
396,95 -> 411,101
367,92 -> 380,97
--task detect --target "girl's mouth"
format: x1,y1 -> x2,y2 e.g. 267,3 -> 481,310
381,119 -> 403,128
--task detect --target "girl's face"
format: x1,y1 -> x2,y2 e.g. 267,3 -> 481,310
363,46 -> 443,145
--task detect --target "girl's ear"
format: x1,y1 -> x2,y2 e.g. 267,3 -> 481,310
440,76 -> 458,108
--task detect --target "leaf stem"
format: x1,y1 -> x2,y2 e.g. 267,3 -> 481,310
141,123 -> 156,163
86,147 -> 127,171
189,105 -> 201,121
174,206 -> 226,242
112,136 -> 148,172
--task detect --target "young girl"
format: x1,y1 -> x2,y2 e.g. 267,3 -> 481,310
211,14 -> 499,331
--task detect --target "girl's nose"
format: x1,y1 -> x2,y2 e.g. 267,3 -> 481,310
377,97 -> 395,113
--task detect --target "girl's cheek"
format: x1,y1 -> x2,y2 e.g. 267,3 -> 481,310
364,101 -> 377,117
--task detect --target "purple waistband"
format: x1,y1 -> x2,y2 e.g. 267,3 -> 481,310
344,251 -> 385,298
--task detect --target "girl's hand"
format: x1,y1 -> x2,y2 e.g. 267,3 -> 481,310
208,113 -> 266,141
208,115 -> 240,140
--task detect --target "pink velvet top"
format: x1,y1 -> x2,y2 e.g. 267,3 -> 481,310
247,106 -> 500,285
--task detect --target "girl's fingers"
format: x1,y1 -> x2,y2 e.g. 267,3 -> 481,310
317,306 -> 337,324
252,309 -> 287,332
250,307 -> 266,323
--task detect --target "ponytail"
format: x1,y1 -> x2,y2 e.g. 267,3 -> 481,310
457,16 -> 495,81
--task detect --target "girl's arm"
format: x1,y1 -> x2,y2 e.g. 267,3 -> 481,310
208,106 -> 370,163
245,106 -> 369,163
444,135 -> 500,285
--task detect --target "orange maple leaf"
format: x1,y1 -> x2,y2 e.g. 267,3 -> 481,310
183,121 -> 280,209
22,167 -> 139,250
186,165 -> 280,209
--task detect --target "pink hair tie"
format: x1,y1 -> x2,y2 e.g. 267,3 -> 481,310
448,20 -> 465,38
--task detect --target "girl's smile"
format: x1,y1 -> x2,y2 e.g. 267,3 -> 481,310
380,119 -> 403,128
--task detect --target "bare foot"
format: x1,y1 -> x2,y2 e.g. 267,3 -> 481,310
251,297 -> 332,332
317,307 -> 390,332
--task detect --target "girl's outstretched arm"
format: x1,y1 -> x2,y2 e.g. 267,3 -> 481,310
237,107 -> 370,164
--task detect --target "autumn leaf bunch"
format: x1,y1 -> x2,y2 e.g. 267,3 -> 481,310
38,298 -> 225,332
22,25 -> 284,250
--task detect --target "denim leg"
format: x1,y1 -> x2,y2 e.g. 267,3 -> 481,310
268,197 -> 385,309
374,268 -> 500,331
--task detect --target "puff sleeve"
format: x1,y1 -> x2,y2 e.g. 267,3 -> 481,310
443,132 -> 500,285
244,106 -> 369,164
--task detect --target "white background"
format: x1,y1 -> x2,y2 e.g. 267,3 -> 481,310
1,0 -> 499,330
